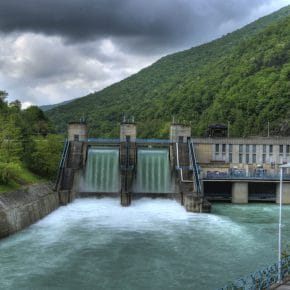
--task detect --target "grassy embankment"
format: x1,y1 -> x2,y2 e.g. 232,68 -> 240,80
0,165 -> 45,193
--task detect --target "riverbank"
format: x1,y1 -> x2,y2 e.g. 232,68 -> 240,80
0,182 -> 59,238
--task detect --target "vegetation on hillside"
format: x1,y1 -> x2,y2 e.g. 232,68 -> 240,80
0,92 -> 63,192
46,6 -> 290,138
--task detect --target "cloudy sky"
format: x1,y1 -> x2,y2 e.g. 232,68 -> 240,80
0,0 -> 290,108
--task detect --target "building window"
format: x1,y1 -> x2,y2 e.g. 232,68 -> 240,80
263,144 -> 266,154
287,145 -> 290,156
246,144 -> 249,153
222,144 -> 226,154
229,144 -> 233,163
269,145 -> 273,154
279,145 -> 284,156
246,154 -> 250,163
252,154 -> 256,163
74,134 -> 79,141
239,144 -> 243,153
239,154 -> 243,163
262,154 -> 266,164
252,145 -> 256,154
215,144 -> 219,153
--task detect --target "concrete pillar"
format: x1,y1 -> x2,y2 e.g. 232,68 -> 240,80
276,183 -> 290,204
170,124 -> 191,143
120,122 -> 136,142
68,122 -> 88,141
232,182 -> 248,204
121,192 -> 131,207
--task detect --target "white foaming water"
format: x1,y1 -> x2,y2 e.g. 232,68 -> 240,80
1,199 -> 289,290
31,198 -> 248,248
35,198 -> 235,230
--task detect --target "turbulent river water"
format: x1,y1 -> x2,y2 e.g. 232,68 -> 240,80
1,198 -> 290,290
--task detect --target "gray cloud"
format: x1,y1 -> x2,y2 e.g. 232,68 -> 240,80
0,0 -> 289,106
0,0 -> 287,51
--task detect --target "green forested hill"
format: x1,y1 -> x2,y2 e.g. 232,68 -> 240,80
46,6 -> 290,138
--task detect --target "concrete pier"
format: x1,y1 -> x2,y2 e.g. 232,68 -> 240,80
120,122 -> 137,206
232,182 -> 248,204
276,183 -> 290,204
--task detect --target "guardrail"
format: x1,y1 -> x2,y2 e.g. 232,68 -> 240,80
136,139 -> 172,144
176,142 -> 193,183
217,256 -> 290,290
54,139 -> 69,190
188,140 -> 202,194
205,171 -> 290,180
87,138 -> 172,144
87,138 -> 120,143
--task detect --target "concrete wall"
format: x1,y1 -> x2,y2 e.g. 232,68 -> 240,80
0,183 -> 59,238
193,137 -> 290,168
120,123 -> 136,142
170,124 -> 191,143
68,122 -> 88,141
195,144 -> 212,164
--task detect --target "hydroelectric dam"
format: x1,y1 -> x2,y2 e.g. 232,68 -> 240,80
55,121 -> 290,212
55,121 -> 211,213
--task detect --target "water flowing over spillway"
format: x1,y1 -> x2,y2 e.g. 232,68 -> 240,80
81,147 -> 120,192
1,199 -> 290,289
134,149 -> 174,193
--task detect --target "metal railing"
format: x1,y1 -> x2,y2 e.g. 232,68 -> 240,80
87,138 -> 172,144
217,255 -> 290,290
176,142 -> 192,183
205,171 -> 290,180
87,138 -> 120,143
188,140 -> 202,195
54,139 -> 69,190
136,138 -> 172,144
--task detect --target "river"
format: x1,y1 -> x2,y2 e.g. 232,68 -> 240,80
1,198 -> 290,289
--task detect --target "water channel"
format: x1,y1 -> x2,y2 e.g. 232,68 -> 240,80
1,199 -> 290,289
81,148 -> 120,192
133,149 -> 175,193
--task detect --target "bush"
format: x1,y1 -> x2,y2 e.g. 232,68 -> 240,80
0,162 -> 21,184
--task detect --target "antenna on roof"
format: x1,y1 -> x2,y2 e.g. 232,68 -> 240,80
172,115 -> 175,124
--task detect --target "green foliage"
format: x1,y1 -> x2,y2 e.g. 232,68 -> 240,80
46,6 -> 290,138
0,96 -> 63,188
27,134 -> 64,178
0,162 -> 21,184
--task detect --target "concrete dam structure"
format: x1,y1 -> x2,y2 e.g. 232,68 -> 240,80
55,121 -> 211,213
55,121 -> 290,212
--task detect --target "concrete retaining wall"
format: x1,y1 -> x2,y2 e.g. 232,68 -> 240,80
0,183 -> 59,238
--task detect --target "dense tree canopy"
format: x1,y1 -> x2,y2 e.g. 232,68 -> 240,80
0,96 -> 63,187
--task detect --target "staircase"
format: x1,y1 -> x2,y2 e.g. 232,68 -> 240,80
174,141 -> 211,213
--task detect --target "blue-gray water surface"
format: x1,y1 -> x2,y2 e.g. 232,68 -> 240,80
1,198 -> 290,290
